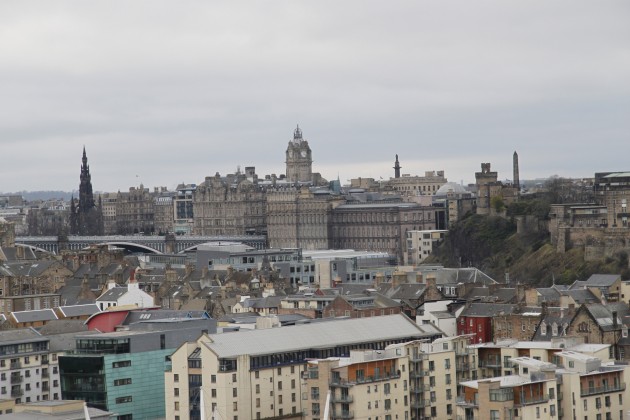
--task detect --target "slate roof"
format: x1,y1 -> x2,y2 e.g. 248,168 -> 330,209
11,309 -> 58,323
58,304 -> 100,318
417,267 -> 497,286
0,328 -> 43,344
376,283 -> 427,301
460,303 -> 517,317
585,274 -> 621,287
96,287 -> 127,302
583,302 -> 629,331
564,289 -> 599,304
37,319 -> 89,335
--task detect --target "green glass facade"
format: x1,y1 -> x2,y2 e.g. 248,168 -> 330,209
61,349 -> 172,419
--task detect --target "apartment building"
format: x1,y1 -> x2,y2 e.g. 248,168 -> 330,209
165,314 -> 443,420
458,357 -> 559,420
0,329 -> 61,405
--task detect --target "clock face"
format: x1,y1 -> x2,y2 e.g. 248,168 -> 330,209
300,150 -> 307,158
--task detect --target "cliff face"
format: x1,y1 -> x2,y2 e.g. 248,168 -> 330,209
430,213 -> 630,286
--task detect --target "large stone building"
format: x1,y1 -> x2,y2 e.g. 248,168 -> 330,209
548,171 -> 630,255
115,185 -> 156,235
193,171 -> 267,236
266,188 -> 340,250
330,202 -> 445,263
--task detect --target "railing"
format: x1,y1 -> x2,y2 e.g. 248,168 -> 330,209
410,370 -> 430,378
331,394 -> 353,403
456,363 -> 470,371
42,384 -> 50,392
11,389 -> 23,397
410,384 -> 427,394
10,361 -> 21,369
42,371 -> 50,378
411,353 -> 428,362
410,399 -> 430,409
456,396 -> 478,407
41,358 -> 49,365
456,348 -> 472,356
10,375 -> 23,384
478,358 -> 501,368
332,410 -> 354,419
330,372 -> 400,387
580,383 -> 626,397
515,394 -> 549,407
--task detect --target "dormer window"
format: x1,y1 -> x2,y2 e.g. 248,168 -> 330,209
552,322 -> 558,336
540,322 -> 547,336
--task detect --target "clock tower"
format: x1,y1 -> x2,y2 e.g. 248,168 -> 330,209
285,125 -> 313,184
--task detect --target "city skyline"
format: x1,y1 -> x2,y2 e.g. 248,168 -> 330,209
1,1 -> 629,192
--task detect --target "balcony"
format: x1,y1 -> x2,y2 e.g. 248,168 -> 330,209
478,358 -> 501,368
11,388 -> 23,398
10,361 -> 21,370
41,371 -> 50,379
42,383 -> 50,392
581,383 -> 626,397
331,394 -> 353,404
456,363 -> 471,371
330,372 -> 400,387
456,397 -> 478,408
410,370 -> 430,378
410,384 -> 427,394
410,353 -> 428,362
41,358 -> 49,365
515,395 -> 549,407
10,375 -> 23,384
456,348 -> 472,356
332,410 -> 354,419
411,399 -> 430,409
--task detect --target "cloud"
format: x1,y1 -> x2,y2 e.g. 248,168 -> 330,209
1,0 -> 629,192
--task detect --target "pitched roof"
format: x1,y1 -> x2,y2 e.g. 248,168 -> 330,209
204,314 -> 440,358
96,287 -> 127,302
585,274 -> 621,287
58,304 -> 100,318
11,309 -> 58,323
0,328 -> 43,344
460,303 -> 517,317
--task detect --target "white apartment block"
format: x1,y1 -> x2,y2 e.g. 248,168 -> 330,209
0,329 -> 61,405
165,315 -> 443,420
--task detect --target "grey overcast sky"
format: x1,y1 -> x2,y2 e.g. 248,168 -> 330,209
1,1 -> 629,193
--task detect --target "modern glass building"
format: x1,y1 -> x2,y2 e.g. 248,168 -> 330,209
59,318 -> 216,420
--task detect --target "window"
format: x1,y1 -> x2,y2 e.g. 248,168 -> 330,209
113,360 -> 131,368
444,358 -> 451,369
278,381 -> 282,390
233,388 -> 238,398
211,374 -> 217,383
114,378 -> 132,386
490,410 -> 500,420
384,399 -> 391,410
256,384 -> 260,394
291,379 -> 296,389
384,383 -> 390,394
446,374 -> 451,385
174,374 -> 179,383
311,387 -> 319,400
255,371 -> 259,379
174,388 -> 179,397
116,396 -> 132,404
174,401 -> 180,411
